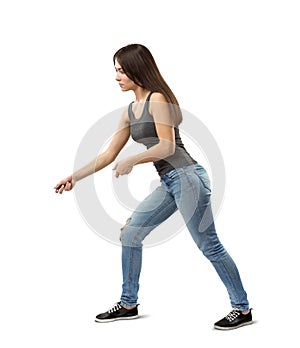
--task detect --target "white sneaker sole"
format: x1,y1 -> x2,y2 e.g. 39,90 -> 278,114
214,320 -> 253,330
95,315 -> 139,323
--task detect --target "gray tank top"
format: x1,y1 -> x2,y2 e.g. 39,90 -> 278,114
128,92 -> 197,177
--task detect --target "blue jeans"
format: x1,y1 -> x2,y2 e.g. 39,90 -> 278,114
120,164 -> 249,311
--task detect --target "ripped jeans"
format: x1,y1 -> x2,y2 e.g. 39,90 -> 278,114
120,164 -> 249,311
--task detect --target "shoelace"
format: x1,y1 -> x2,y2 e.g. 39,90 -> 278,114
225,309 -> 241,322
108,303 -> 122,313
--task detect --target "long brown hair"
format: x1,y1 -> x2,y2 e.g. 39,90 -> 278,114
113,44 -> 182,126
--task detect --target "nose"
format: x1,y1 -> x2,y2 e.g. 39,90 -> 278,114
115,72 -> 121,82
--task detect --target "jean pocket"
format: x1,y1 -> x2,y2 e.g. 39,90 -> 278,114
200,176 -> 211,192
196,168 -> 211,192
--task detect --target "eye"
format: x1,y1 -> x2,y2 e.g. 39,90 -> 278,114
115,67 -> 125,74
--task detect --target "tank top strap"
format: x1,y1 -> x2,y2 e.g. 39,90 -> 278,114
146,91 -> 154,102
128,91 -> 154,121
128,101 -> 134,120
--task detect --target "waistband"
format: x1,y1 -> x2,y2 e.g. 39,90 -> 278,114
161,163 -> 203,180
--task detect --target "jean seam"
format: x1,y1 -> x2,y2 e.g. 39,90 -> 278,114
182,172 -> 203,229
192,169 -> 211,192
131,195 -> 176,246
215,256 -> 247,310
123,193 -> 175,305
124,245 -> 133,306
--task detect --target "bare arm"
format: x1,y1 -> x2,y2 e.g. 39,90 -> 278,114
73,110 -> 130,180
113,93 -> 176,177
54,110 -> 130,193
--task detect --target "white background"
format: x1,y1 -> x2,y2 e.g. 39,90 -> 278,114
1,0 -> 299,347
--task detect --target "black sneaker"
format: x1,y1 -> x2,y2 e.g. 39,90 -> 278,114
214,308 -> 253,330
95,302 -> 139,323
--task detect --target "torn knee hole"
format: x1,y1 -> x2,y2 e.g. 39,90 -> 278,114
120,217 -> 131,242
120,217 -> 131,232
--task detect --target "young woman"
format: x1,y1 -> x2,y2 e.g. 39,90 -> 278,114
54,44 -> 252,330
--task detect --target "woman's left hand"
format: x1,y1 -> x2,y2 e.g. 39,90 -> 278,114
113,158 -> 134,178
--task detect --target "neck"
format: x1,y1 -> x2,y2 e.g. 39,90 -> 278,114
133,87 -> 151,102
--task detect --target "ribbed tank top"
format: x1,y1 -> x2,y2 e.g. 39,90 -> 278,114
128,92 -> 197,177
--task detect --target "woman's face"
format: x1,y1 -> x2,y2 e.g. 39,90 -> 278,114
115,59 -> 136,92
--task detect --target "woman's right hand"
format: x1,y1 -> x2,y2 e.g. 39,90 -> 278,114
54,175 -> 75,194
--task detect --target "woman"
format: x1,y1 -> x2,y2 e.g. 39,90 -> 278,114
54,44 -> 252,330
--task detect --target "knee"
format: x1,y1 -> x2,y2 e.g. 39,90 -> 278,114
201,243 -> 226,260
120,218 -> 143,248
198,234 -> 226,261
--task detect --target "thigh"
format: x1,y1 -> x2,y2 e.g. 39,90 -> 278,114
129,184 -> 177,227
120,184 -> 178,247
171,169 -> 215,239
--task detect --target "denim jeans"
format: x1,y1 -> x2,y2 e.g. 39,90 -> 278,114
120,164 -> 249,311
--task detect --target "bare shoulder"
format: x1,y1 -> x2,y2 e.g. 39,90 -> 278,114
120,107 -> 130,125
150,92 -> 167,103
149,92 -> 173,125
149,92 -> 168,116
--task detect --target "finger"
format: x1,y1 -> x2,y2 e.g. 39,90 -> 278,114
54,182 -> 62,190
55,184 -> 62,193
58,185 -> 65,194
115,171 -> 119,178
65,181 -> 72,191
112,164 -> 117,170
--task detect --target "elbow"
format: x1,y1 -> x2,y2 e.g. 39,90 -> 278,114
169,143 -> 176,156
160,141 -> 176,157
